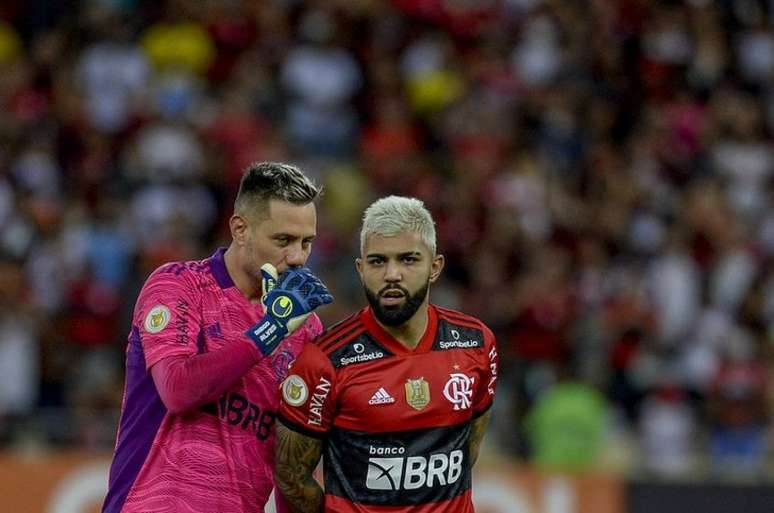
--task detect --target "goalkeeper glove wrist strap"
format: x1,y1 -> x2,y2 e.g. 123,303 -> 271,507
246,315 -> 288,356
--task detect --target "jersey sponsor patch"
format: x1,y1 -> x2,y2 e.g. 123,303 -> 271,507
282,374 -> 309,406
144,304 -> 171,333
366,450 -> 464,491
330,334 -> 392,368
487,345 -> 498,395
307,376 -> 332,426
368,387 -> 396,405
324,423 -> 473,506
432,321 -> 482,351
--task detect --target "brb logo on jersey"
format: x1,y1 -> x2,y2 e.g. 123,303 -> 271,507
366,446 -> 463,491
271,295 -> 293,318
443,373 -> 474,410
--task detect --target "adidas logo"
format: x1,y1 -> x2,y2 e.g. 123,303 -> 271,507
368,387 -> 396,405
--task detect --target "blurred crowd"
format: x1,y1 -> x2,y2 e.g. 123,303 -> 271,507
1,0 -> 774,482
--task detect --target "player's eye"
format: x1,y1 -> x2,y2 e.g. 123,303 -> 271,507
402,256 -> 418,264
275,237 -> 290,247
367,257 -> 385,265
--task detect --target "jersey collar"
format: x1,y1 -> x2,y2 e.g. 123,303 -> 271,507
209,247 -> 234,289
361,304 -> 438,355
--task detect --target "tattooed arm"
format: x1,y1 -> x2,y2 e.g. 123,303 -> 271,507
275,421 -> 324,513
469,409 -> 492,466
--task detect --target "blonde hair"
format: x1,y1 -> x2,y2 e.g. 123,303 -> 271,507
360,196 -> 437,254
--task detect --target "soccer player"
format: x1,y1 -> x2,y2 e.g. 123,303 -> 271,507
102,162 -> 333,513
274,196 -> 498,513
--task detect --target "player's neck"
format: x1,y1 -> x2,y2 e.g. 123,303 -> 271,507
379,303 -> 429,350
223,245 -> 261,303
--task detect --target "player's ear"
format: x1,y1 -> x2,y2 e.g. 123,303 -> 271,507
355,257 -> 363,278
429,254 -> 444,284
230,214 -> 248,246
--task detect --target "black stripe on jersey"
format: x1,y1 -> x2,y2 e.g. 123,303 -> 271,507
436,314 -> 481,332
329,333 -> 394,369
436,317 -> 482,333
324,422 -> 472,506
318,326 -> 366,353
320,312 -> 361,338
432,319 -> 484,352
316,315 -> 363,351
435,307 -> 481,326
277,413 -> 327,439
436,315 -> 481,332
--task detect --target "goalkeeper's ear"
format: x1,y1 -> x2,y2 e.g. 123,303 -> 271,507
260,263 -> 279,303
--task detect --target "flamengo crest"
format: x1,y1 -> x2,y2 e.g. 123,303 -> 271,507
443,373 -> 474,410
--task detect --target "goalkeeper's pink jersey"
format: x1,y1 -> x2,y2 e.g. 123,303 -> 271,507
103,248 -> 322,513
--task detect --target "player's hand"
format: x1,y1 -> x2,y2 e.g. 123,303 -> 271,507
246,264 -> 333,356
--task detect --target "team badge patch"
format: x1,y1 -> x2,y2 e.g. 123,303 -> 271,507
443,373 -> 474,410
144,305 -> 170,334
282,374 -> 309,406
404,377 -> 430,411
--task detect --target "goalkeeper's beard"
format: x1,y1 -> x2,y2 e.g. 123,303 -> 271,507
364,281 -> 429,327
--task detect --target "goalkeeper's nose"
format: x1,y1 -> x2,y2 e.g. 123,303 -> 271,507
284,243 -> 309,268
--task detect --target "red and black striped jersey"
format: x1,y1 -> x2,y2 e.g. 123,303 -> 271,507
278,305 -> 499,513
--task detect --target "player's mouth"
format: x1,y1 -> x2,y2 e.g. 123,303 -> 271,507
380,289 -> 406,305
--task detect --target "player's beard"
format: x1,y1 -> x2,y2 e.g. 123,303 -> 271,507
364,280 -> 429,327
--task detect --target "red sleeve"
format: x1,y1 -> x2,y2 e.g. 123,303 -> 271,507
277,343 -> 336,437
150,339 -> 263,414
473,323 -> 498,416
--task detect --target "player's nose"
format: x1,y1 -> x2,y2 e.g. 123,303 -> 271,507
284,243 -> 307,267
384,260 -> 402,282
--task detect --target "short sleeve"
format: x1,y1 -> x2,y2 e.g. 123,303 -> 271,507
472,323 -> 498,416
133,266 -> 203,369
278,343 -> 336,438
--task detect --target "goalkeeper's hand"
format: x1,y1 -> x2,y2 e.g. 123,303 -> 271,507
246,264 -> 333,356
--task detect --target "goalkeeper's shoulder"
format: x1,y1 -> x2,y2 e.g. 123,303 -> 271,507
139,258 -> 204,297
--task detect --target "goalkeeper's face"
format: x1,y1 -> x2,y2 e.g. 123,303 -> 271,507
241,199 -> 317,279
357,231 -> 444,327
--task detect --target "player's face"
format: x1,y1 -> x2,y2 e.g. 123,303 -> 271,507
244,199 -> 317,276
356,232 -> 444,326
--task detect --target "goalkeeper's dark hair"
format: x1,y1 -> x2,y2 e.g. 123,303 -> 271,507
234,162 -> 322,219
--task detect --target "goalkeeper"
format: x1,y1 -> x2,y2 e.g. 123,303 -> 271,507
102,162 -> 332,513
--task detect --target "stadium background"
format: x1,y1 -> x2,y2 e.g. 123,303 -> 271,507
0,0 -> 774,511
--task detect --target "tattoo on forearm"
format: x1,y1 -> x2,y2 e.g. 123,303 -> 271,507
275,423 -> 324,513
469,410 -> 492,467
